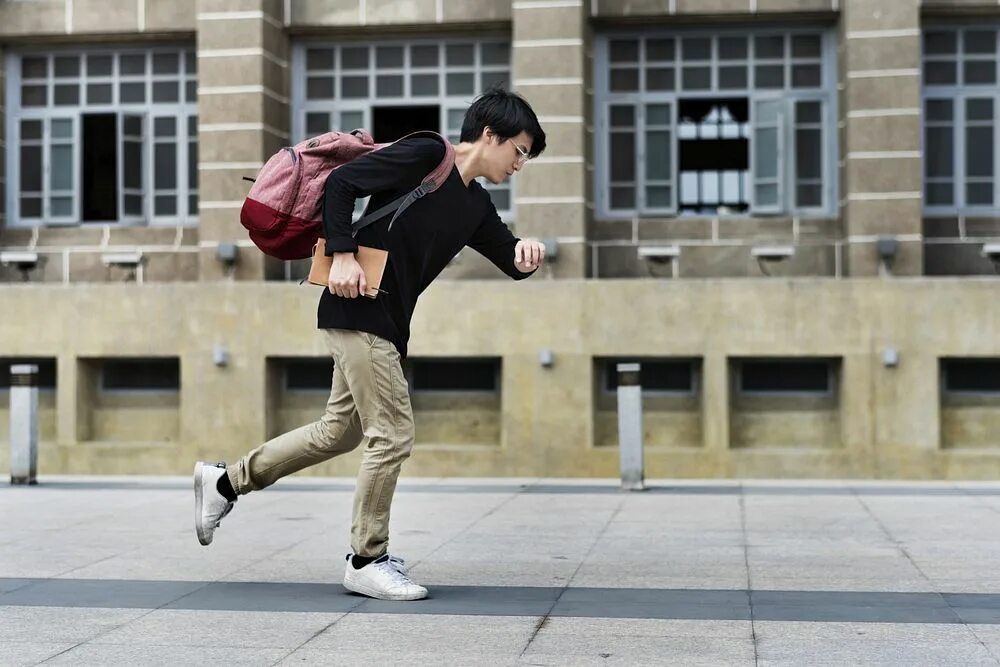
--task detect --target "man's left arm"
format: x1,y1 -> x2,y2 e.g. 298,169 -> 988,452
466,207 -> 545,279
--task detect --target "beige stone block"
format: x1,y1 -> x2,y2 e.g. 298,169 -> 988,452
145,0 -> 197,32
589,218 -> 632,242
594,0 -> 670,16
797,217 -> 843,240
731,409 -> 842,449
513,45 -> 583,80
197,208 -> 249,239
199,130 -> 272,162
198,19 -> 266,51
524,123 -> 584,158
845,75 -> 919,112
200,168 -> 262,202
677,244 -> 749,278
717,217 -> 794,242
513,7 -> 583,42
199,0 -> 281,13
442,0 -> 512,22
841,0 -> 919,32
845,35 -> 919,73
72,0 -> 139,33
0,0 -> 65,37
198,246 -> 268,280
846,157 -> 920,195
198,56 -> 266,89
517,202 -> 587,239
843,198 -> 920,237
138,251 -> 199,282
845,238 -> 922,276
33,226 -> 106,247
366,0 -> 437,23
289,0 -> 361,26
513,83 -> 584,118
103,226 -> 188,247
676,0 -> 750,13
595,243 -> 642,278
197,90 -> 288,128
637,217 -> 713,242
844,114 -> 920,153
516,163 -> 585,199
756,0 -> 833,10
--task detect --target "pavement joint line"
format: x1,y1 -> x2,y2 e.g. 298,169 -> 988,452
739,484 -> 761,667
519,494 -> 626,658
852,488 -> 1000,659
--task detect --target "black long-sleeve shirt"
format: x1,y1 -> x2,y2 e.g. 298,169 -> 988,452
320,137 -> 533,358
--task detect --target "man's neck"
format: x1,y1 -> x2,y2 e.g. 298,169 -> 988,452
452,142 -> 482,187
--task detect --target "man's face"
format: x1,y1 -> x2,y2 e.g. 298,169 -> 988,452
483,129 -> 533,184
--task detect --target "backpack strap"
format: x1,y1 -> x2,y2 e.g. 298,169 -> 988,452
351,131 -> 456,237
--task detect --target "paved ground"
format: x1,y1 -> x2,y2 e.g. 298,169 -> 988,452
2,476 -> 1000,665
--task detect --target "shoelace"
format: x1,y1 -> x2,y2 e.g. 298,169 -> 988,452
374,559 -> 417,588
347,553 -> 407,573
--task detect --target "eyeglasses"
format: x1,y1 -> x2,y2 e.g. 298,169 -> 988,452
512,143 -> 530,167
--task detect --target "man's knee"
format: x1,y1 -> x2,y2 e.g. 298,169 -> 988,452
309,417 -> 358,453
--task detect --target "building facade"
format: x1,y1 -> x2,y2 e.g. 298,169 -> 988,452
1,0 -> 999,479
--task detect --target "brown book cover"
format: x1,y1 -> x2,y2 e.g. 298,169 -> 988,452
308,238 -> 388,299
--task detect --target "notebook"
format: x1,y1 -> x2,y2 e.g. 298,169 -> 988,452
308,238 -> 388,299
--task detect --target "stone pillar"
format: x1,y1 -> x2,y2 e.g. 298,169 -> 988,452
511,0 -> 589,278
195,0 -> 289,281
839,0 -> 923,276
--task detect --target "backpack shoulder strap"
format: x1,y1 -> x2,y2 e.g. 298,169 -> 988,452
351,132 -> 456,236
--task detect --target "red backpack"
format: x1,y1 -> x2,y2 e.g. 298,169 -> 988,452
239,129 -> 455,260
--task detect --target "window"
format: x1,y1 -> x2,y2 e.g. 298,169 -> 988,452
602,358 -> 697,394
737,359 -> 834,395
942,358 -> 1000,394
405,358 -> 500,393
6,47 -> 198,226
101,358 -> 180,391
922,28 -> 1000,213
596,30 -> 835,218
294,39 -> 512,217
284,358 -> 335,391
0,358 -> 57,390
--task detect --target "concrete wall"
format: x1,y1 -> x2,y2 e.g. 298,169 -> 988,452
2,278 -> 1000,479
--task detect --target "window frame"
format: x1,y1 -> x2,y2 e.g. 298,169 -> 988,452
735,358 -> 838,398
291,36 -> 514,222
594,27 -> 839,220
4,45 -> 198,228
922,26 -> 1000,216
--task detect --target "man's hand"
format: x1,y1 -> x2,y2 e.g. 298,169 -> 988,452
328,252 -> 368,298
514,239 -> 545,273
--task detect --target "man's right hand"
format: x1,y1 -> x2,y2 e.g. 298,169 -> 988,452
328,252 -> 368,298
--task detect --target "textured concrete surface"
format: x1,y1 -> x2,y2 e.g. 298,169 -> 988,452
2,476 -> 1000,665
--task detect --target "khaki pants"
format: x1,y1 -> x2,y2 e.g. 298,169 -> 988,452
227,328 -> 414,557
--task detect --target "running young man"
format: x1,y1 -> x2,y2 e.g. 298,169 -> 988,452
194,88 -> 546,601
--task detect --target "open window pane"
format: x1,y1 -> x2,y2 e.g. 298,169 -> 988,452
751,98 -> 784,213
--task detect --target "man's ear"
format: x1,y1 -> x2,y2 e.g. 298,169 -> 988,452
483,126 -> 497,144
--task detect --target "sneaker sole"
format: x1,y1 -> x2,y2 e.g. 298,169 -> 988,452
343,577 -> 427,601
193,462 -> 212,546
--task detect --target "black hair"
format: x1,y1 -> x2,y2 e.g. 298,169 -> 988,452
460,87 -> 546,158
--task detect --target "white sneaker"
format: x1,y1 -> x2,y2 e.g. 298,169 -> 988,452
194,461 -> 235,546
343,554 -> 428,601
345,552 -> 408,574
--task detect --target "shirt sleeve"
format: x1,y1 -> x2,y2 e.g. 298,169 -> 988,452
322,137 -> 446,255
466,200 -> 536,281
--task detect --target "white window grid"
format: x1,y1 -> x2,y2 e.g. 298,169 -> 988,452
293,38 -> 513,221
595,28 -> 838,220
922,27 -> 1000,215
4,46 -> 198,227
